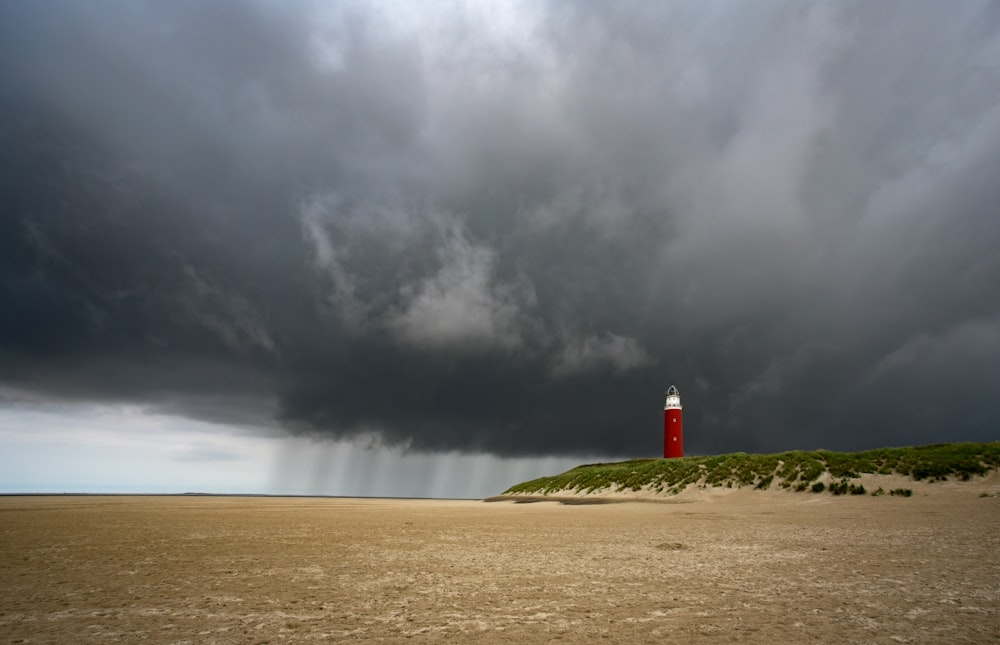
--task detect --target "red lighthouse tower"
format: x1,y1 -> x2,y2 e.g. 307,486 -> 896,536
663,385 -> 684,458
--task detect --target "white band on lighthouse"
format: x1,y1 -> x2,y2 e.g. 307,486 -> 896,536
664,384 -> 682,410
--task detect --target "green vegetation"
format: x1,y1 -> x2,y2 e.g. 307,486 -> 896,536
828,480 -> 867,495
503,442 -> 1000,497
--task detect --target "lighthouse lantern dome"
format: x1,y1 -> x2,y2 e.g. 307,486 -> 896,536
664,385 -> 682,410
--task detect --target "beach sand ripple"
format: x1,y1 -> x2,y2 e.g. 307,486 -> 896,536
1,487 -> 997,643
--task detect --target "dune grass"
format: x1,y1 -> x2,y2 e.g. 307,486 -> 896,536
503,442 -> 1000,497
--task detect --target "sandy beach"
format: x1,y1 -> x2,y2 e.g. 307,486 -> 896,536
1,485 -> 998,643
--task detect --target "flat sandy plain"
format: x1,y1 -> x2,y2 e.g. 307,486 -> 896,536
2,481 -> 998,643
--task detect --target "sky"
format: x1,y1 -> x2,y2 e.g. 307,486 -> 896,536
1,1 -> 999,498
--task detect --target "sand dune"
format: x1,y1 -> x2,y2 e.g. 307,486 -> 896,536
1,485 -> 997,643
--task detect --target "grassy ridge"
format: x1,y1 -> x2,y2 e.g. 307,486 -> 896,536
503,442 -> 1000,496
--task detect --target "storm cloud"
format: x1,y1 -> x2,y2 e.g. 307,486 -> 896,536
1,1 -> 999,459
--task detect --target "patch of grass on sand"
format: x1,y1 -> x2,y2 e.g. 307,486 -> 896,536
503,442 -> 1000,496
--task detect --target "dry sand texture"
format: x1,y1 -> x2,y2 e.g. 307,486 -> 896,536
1,487 -> 998,643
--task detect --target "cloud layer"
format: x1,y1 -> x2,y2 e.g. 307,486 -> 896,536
2,1 -> 999,457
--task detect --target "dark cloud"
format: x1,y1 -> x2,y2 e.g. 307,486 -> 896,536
1,1 -> 998,458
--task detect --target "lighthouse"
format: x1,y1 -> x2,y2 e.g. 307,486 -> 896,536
663,385 -> 684,458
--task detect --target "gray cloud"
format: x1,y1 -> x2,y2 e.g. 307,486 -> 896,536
1,1 -> 998,458
552,333 -> 653,378
387,226 -> 531,353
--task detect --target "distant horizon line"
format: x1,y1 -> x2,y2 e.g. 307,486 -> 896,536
0,491 -> 482,501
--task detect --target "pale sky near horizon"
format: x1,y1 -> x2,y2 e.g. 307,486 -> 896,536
0,402 -> 592,497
